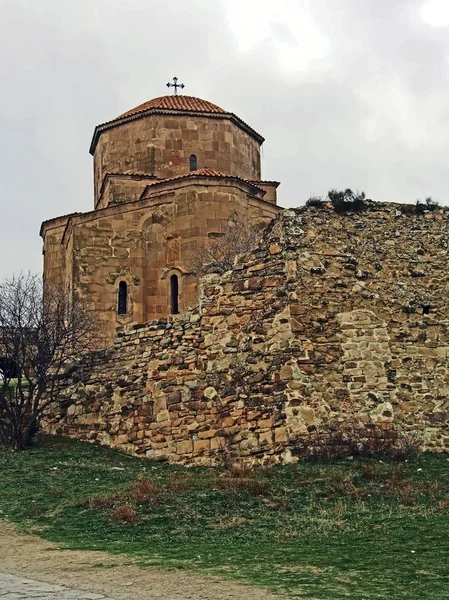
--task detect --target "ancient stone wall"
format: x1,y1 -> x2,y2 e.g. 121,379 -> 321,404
45,205 -> 449,463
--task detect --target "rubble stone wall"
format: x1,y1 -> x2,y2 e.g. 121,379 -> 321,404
45,204 -> 449,463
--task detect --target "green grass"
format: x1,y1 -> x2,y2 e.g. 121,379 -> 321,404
0,435 -> 448,599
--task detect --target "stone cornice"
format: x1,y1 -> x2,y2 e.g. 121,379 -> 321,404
89,108 -> 265,155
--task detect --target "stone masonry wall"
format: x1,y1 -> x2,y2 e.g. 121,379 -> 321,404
45,204 -> 449,463
93,114 -> 262,205
61,181 -> 278,343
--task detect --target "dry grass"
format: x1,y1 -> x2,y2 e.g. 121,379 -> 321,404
165,472 -> 203,494
438,495 -> 449,511
109,504 -> 137,524
213,460 -> 270,497
215,476 -> 270,497
88,474 -> 160,522
130,474 -> 160,504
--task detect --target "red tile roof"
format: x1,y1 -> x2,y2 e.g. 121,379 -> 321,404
90,95 -> 264,154
117,95 -> 226,120
141,169 -> 265,195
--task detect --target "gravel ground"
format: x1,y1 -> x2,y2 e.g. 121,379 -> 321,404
0,522 -> 283,600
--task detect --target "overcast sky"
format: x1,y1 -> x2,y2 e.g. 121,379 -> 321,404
1,0 -> 449,278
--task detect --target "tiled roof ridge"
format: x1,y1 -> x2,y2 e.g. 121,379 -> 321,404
117,95 -> 226,120
143,169 -> 265,194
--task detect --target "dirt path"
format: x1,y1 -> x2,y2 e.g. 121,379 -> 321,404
0,521 -> 283,599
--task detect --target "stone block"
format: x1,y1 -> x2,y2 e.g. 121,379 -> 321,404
274,427 -> 288,443
177,440 -> 193,454
259,431 -> 273,445
193,439 -> 211,453
204,386 -> 218,399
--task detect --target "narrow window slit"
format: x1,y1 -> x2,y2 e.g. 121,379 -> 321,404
170,274 -> 179,314
118,281 -> 127,315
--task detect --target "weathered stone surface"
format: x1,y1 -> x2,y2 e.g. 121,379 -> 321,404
44,205 -> 449,464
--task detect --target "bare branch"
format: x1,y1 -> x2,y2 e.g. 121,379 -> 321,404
188,217 -> 264,275
0,273 -> 102,449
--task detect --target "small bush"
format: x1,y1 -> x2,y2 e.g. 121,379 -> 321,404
216,461 -> 269,496
294,422 -> 420,461
415,197 -> 439,215
400,197 -> 439,216
328,189 -> 368,214
224,461 -> 256,479
89,493 -> 124,511
110,504 -> 137,524
305,196 -> 325,208
130,475 -> 159,504
88,474 -> 160,524
215,476 -> 270,497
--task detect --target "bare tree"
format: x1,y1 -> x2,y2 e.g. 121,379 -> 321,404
0,273 -> 99,450
190,217 -> 263,275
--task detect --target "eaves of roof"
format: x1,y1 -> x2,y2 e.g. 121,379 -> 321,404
139,169 -> 266,198
89,108 -> 265,155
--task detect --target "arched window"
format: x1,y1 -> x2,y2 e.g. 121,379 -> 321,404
189,154 -> 197,171
117,281 -> 127,315
170,274 -> 179,314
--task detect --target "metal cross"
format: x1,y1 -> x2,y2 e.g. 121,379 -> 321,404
166,76 -> 185,95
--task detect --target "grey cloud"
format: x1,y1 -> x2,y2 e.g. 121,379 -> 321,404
1,0 -> 448,278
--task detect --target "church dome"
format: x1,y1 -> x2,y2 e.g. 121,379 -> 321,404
117,95 -> 226,120
90,94 -> 264,157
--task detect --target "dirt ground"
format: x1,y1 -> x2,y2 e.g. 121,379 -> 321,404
0,521 -> 284,599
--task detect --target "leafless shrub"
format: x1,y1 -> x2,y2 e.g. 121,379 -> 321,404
129,474 -> 160,504
224,461 -> 256,479
215,476 -> 270,497
0,273 -> 101,450
216,461 -> 269,496
89,492 -> 126,511
294,422 -> 421,461
109,504 -> 137,524
189,217 -> 264,275
164,472 -> 203,494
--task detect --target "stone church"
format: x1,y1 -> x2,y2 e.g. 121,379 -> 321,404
40,91 -> 280,342
41,85 -> 449,465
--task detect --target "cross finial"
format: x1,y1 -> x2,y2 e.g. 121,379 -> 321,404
166,76 -> 185,95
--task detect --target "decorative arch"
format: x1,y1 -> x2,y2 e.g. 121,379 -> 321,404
137,208 -> 173,232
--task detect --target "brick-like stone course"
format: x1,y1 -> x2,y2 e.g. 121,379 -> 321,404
44,204 -> 449,463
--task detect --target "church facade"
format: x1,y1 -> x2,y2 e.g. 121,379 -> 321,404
40,94 -> 280,342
